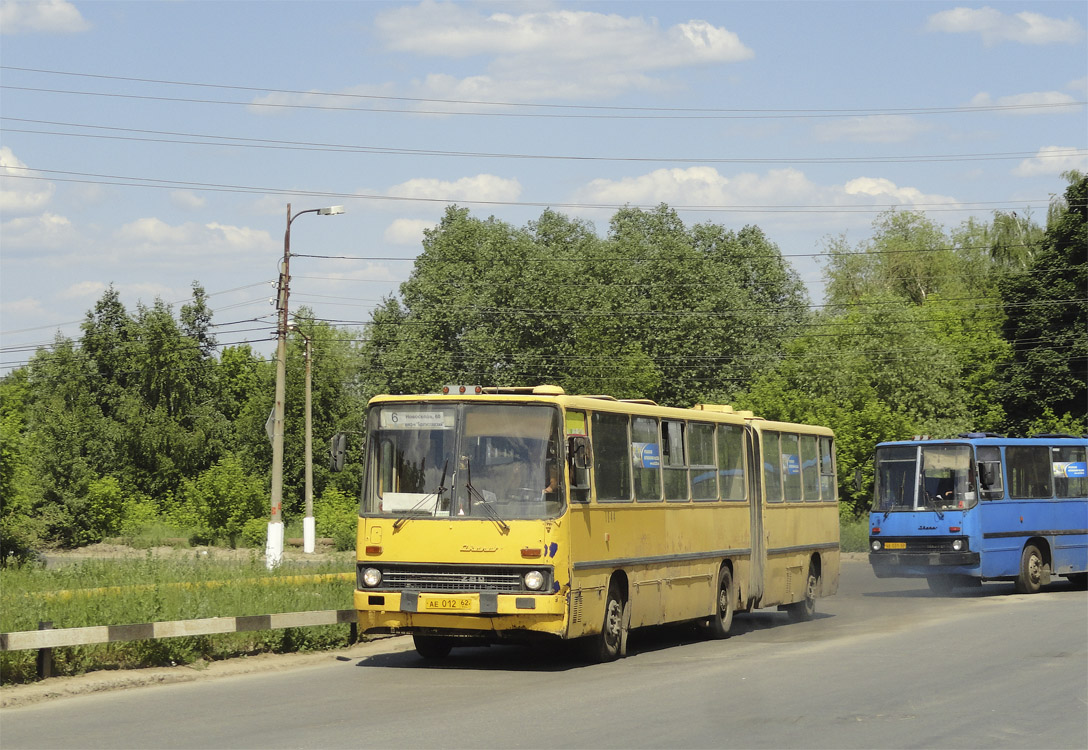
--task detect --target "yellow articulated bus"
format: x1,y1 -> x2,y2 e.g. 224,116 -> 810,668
353,385 -> 839,661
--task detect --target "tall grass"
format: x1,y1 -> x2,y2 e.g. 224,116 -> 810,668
0,553 -> 355,685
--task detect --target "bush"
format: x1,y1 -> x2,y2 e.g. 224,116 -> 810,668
240,517 -> 267,548
177,455 -> 265,545
314,487 -> 358,551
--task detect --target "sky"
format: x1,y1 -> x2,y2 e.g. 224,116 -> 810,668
1,0 -> 1086,374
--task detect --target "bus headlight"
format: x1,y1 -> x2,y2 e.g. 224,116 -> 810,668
871,540 -> 882,552
524,570 -> 544,591
952,539 -> 964,552
362,567 -> 382,587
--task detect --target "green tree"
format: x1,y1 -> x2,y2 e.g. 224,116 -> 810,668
998,172 -> 1088,432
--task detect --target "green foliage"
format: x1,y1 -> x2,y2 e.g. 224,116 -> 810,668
176,455 -> 265,545
998,173 -> 1087,432
314,486 -> 358,551
240,517 -> 268,549
84,476 -> 126,540
361,205 -> 808,406
0,556 -> 353,683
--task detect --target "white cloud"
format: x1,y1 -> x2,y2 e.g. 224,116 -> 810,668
386,174 -> 522,203
114,218 -> 275,260
969,90 -> 1082,114
1069,77 -> 1088,95
1012,146 -> 1088,177
813,115 -> 932,143
59,280 -> 108,300
0,0 -> 90,34
0,212 -> 77,249
384,218 -> 436,246
170,190 -> 207,210
373,2 -> 753,101
926,6 -> 1085,45
0,146 -> 55,214
572,167 -> 959,229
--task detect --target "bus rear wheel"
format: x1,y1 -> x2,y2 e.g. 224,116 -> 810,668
413,634 -> 453,660
1014,544 -> 1045,594
785,568 -> 818,622
706,566 -> 735,639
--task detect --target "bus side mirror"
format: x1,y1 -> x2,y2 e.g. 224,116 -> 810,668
329,432 -> 347,472
978,463 -> 993,488
569,436 -> 590,470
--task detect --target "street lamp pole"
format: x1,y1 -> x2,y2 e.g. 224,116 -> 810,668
266,202 -> 343,569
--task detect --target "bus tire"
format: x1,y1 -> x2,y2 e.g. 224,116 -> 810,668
706,566 -> 735,639
1014,544 -> 1045,594
927,576 -> 957,595
785,568 -> 818,622
584,581 -> 625,663
413,634 -> 453,660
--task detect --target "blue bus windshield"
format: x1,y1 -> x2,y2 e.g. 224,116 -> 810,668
873,444 -> 976,512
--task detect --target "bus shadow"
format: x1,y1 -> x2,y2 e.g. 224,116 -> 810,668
863,580 -> 1083,599
353,611 -> 826,671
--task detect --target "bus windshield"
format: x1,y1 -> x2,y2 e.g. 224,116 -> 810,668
873,444 -> 977,512
362,402 -> 564,520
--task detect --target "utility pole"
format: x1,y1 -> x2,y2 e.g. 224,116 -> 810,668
267,203 -> 343,570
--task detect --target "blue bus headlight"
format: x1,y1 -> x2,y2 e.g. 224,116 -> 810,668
871,540 -> 882,552
362,567 -> 382,587
952,539 -> 964,552
524,570 -> 544,590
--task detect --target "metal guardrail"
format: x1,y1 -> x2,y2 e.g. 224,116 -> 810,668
1,609 -> 359,678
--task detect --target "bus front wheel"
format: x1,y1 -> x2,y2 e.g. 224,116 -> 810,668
584,582 -> 625,663
1014,544 -> 1045,594
706,566 -> 735,639
413,634 -> 453,660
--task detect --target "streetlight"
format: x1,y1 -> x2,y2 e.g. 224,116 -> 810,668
267,203 -> 344,569
289,322 -> 315,554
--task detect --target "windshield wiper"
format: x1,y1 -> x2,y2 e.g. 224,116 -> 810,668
393,459 -> 448,530
464,459 -> 509,533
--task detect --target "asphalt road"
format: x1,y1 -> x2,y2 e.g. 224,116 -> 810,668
3,560 -> 1086,750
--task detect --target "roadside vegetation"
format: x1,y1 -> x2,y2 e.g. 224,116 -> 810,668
0,552 -> 354,684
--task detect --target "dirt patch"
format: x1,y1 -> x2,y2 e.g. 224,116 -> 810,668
0,636 -> 410,709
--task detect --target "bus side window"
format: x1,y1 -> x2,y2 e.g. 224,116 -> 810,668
662,420 -> 689,501
1053,445 -> 1087,499
819,436 -> 836,501
800,434 -> 820,501
764,432 -> 783,503
592,412 -> 632,502
689,422 -> 717,501
1007,446 -> 1053,499
781,433 -> 802,503
632,417 -> 661,501
976,446 -> 1004,500
717,424 -> 746,501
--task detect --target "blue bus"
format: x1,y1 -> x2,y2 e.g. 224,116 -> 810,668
868,434 -> 1088,594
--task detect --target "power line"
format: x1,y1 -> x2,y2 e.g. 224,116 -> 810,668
3,70 -> 1083,119
5,117 -> 1084,166
5,167 -> 1050,214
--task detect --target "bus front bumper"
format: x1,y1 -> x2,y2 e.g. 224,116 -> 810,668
354,589 -> 568,636
869,551 -> 980,577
